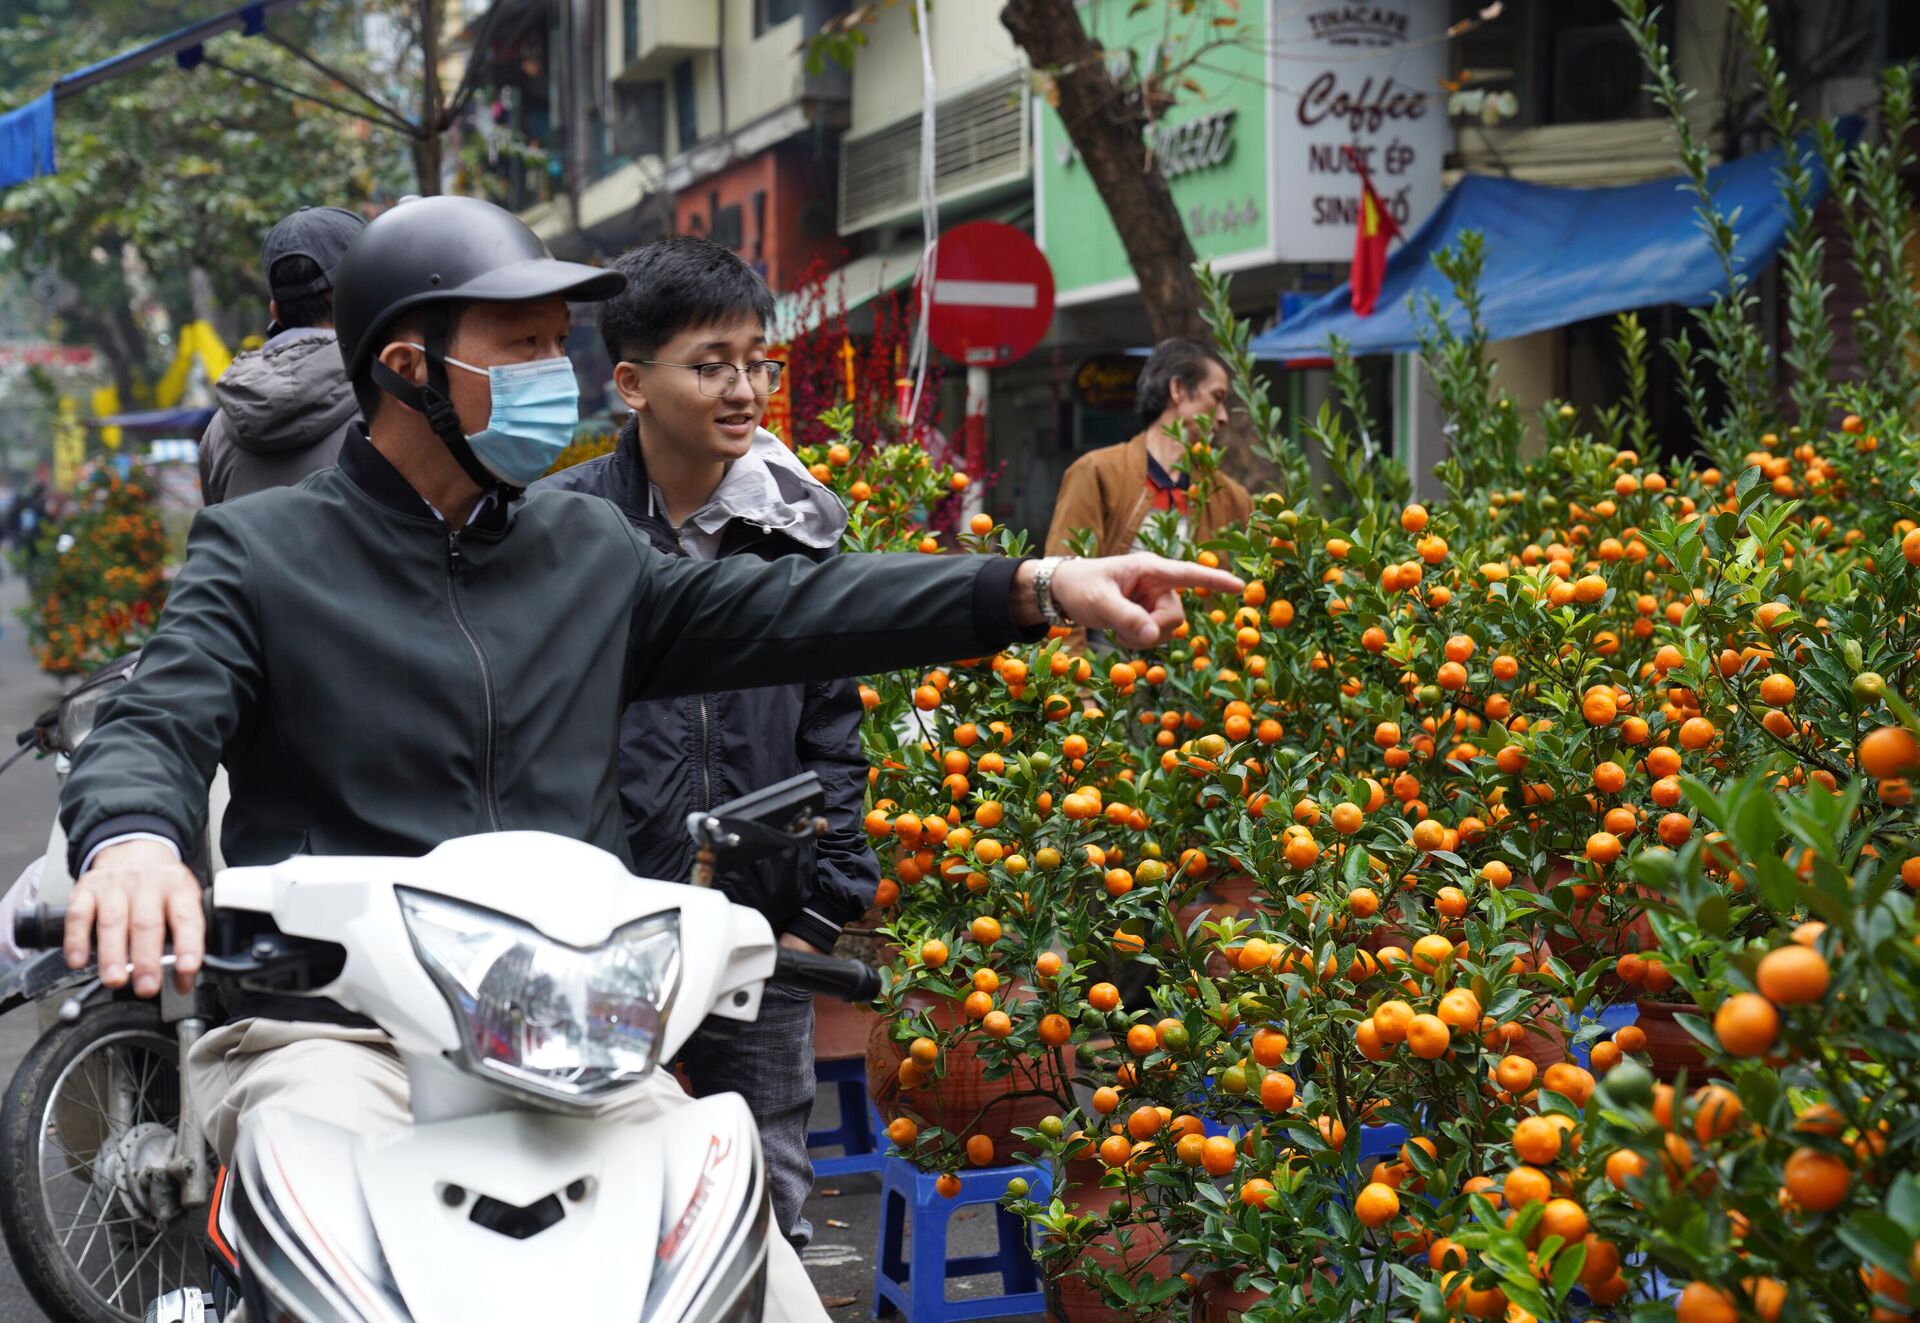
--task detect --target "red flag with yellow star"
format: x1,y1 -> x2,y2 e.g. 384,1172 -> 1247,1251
1348,150 -> 1401,317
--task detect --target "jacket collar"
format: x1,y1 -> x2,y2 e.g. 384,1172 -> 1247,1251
338,425 -> 509,532
613,416 -> 845,552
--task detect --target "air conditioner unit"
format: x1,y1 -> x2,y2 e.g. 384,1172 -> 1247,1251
1552,24 -> 1652,124
838,68 -> 1030,235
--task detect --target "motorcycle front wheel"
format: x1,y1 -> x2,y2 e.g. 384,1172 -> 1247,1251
0,1001 -> 210,1323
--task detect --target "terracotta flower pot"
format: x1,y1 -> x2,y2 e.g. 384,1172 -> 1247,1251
1197,1260 -> 1335,1320
1047,1160 -> 1173,1323
1208,875 -> 1257,911
1198,1279 -> 1271,1323
1507,997 -> 1572,1073
813,994 -> 879,1061
1526,864 -> 1653,991
866,990 -> 1063,1156
1633,997 -> 1720,1081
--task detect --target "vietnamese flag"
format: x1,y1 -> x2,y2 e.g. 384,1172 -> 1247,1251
1348,149 -> 1401,317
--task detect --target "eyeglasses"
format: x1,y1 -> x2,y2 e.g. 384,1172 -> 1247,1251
638,359 -> 784,397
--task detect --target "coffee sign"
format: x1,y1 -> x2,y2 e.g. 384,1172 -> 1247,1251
1272,0 -> 1448,262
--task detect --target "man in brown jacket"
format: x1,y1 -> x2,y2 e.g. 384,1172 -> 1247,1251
1045,337 -> 1252,564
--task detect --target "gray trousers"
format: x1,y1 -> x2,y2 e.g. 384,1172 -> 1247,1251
678,984 -> 817,1247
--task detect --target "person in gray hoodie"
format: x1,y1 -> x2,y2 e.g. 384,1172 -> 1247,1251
198,206 -> 365,504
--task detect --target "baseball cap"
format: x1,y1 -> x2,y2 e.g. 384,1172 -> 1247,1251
262,205 -> 366,300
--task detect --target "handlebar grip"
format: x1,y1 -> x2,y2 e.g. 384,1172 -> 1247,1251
12,905 -> 67,952
771,949 -> 881,1003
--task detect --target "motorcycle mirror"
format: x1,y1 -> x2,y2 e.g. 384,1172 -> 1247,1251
686,772 -> 828,883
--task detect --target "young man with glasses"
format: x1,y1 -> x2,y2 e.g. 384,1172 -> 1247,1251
530,236 -> 861,1249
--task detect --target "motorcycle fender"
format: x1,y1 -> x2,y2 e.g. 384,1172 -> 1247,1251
340,1094 -> 763,1321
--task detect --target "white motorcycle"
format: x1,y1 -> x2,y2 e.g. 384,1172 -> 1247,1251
0,651 -> 227,1323
8,774 -> 878,1323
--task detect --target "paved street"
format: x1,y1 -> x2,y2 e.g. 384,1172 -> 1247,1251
0,574 -> 1038,1322
0,571 -> 63,1322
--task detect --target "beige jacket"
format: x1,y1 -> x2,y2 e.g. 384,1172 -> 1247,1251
1044,432 -> 1253,558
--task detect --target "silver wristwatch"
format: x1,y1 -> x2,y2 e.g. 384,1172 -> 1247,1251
1032,555 -> 1075,627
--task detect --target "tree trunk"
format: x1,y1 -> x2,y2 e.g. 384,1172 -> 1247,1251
1001,0 -> 1207,342
415,0 -> 444,194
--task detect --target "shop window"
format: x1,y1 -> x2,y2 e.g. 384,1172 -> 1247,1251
1892,5 -> 1920,65
673,59 -> 698,152
614,79 -> 666,158
1448,0 -> 1669,128
756,0 -> 806,36
710,200 -> 745,249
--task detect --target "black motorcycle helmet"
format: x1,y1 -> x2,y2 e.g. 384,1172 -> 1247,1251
334,195 -> 625,492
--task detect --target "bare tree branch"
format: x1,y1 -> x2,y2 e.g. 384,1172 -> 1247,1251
258,28 -> 417,131
199,54 -> 417,136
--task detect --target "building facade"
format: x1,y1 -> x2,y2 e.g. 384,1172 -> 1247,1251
461,0 -> 1920,528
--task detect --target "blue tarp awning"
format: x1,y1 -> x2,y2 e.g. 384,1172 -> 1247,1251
85,406 -> 216,434
1,0 -> 306,190
0,92 -> 56,190
1251,134 -> 1848,360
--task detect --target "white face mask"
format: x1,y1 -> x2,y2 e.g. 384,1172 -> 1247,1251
409,345 -> 580,485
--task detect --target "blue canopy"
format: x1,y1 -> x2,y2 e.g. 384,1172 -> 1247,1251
0,93 -> 55,190
1251,136 -> 1846,360
85,406 -> 216,434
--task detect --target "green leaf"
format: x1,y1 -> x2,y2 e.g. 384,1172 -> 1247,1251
1838,1212 -> 1916,1281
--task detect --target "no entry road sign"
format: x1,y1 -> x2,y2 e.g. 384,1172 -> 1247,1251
921,221 -> 1057,368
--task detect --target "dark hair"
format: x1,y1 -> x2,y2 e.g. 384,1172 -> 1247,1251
269,255 -> 335,330
1135,338 -> 1225,428
350,303 -> 466,426
598,236 -> 776,363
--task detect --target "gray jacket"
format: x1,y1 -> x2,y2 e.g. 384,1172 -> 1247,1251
198,328 -> 357,505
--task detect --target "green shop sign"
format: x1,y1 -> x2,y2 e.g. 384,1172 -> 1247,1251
1036,0 -> 1272,304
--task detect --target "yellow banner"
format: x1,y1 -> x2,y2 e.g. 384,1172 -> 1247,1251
153,320 -> 234,408
52,397 -> 85,492
90,384 -> 123,450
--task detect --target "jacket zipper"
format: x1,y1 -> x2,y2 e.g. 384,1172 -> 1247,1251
695,694 -> 715,811
446,531 -> 503,832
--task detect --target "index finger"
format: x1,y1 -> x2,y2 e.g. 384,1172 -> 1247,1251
1151,562 -> 1244,595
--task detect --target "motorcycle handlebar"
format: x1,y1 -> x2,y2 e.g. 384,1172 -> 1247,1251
771,948 -> 881,1003
12,905 -> 66,952
17,905 -> 885,1004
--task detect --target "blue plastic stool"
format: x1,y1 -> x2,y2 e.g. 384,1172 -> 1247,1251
1568,1002 -> 1641,1071
872,1157 -> 1052,1320
810,1057 -> 888,1178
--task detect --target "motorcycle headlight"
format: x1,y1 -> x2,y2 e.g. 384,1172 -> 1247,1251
398,889 -> 681,1105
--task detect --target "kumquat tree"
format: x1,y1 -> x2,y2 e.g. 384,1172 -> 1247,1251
805,2 -> 1920,1319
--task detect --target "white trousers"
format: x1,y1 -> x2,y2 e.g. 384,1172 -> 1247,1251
188,1019 -> 828,1323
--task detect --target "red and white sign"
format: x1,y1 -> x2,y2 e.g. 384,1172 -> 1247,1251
0,344 -> 96,368
920,221 -> 1056,369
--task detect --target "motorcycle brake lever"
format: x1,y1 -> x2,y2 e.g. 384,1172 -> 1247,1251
56,955 -> 183,1021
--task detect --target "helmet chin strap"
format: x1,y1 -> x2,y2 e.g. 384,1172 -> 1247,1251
367,306 -> 520,498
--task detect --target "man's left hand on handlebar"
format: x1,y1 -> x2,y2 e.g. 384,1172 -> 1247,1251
64,838 -> 203,997
1013,553 -> 1243,647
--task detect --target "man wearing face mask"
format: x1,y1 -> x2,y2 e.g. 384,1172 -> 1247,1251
55,195 -> 1241,1321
